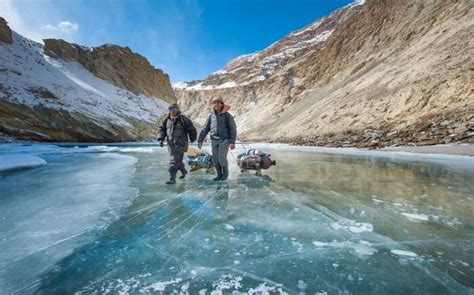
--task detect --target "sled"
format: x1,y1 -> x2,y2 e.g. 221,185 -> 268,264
237,149 -> 276,176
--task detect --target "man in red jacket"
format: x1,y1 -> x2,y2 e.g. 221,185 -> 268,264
198,97 -> 237,181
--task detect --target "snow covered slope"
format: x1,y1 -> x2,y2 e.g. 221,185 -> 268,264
0,21 -> 172,142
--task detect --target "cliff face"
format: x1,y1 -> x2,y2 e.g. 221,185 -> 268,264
0,18 -> 13,44
176,0 -> 473,147
43,39 -> 176,104
0,22 -> 173,142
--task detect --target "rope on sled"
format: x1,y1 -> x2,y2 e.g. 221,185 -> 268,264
237,136 -> 249,153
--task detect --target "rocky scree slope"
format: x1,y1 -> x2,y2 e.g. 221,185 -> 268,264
176,0 -> 473,148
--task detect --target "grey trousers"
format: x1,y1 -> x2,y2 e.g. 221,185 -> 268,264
211,139 -> 230,168
168,147 -> 185,173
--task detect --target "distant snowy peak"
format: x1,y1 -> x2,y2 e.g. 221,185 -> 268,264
172,81 -> 189,89
175,0 -> 366,91
174,81 -> 238,91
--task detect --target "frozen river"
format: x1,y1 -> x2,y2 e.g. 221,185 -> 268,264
0,143 -> 473,294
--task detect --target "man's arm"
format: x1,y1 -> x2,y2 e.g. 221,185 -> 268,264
157,118 -> 167,142
227,113 -> 237,145
198,115 -> 211,144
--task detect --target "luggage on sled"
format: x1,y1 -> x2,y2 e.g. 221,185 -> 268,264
237,149 -> 276,175
185,147 -> 214,173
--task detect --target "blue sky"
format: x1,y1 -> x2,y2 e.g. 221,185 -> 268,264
1,0 -> 353,83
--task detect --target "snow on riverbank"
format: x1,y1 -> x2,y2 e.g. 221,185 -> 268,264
0,143 -> 157,156
245,143 -> 474,173
381,144 -> 474,156
0,154 -> 47,172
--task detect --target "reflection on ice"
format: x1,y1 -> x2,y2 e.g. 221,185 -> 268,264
0,143 -> 473,294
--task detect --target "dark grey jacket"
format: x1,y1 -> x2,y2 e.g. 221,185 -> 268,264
158,113 -> 197,152
198,110 -> 237,144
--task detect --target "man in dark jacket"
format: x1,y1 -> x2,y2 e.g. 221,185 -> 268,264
198,97 -> 237,181
158,103 -> 197,184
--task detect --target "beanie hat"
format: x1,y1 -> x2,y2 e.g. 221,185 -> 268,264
211,97 -> 224,104
168,103 -> 180,112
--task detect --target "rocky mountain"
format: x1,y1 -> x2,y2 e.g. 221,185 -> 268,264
176,0 -> 473,148
43,39 -> 175,104
0,17 -> 174,142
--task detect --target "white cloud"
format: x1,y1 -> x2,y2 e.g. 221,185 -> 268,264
42,21 -> 79,34
0,0 -> 79,43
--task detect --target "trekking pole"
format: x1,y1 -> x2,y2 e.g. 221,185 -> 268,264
237,136 -> 249,152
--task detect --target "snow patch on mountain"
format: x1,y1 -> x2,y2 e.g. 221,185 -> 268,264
175,25 -> 335,91
174,80 -> 238,91
291,20 -> 323,37
0,32 -> 168,128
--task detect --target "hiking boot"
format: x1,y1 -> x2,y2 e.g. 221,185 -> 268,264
166,172 -> 176,184
213,165 -> 222,181
179,168 -> 188,179
220,166 -> 229,181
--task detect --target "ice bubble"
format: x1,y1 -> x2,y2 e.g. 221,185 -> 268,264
297,280 -> 307,290
224,224 -> 235,230
401,213 -> 429,221
391,249 -> 418,257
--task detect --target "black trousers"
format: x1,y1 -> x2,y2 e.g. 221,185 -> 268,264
168,148 -> 185,173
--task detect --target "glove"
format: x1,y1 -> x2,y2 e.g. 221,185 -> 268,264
197,142 -> 203,149
159,140 -> 164,147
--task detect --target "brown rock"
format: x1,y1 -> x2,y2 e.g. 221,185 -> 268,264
175,0 -> 473,149
0,17 -> 13,44
27,87 -> 58,100
44,39 -> 176,103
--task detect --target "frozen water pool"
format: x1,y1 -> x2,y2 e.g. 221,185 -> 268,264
0,143 -> 473,294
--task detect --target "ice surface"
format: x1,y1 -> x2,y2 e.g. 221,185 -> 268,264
0,146 -> 139,293
0,143 -> 473,293
0,154 -> 46,172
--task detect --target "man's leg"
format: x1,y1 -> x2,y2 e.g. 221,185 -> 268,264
218,140 -> 230,180
167,148 -> 182,184
212,140 -> 222,181
175,151 -> 187,179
